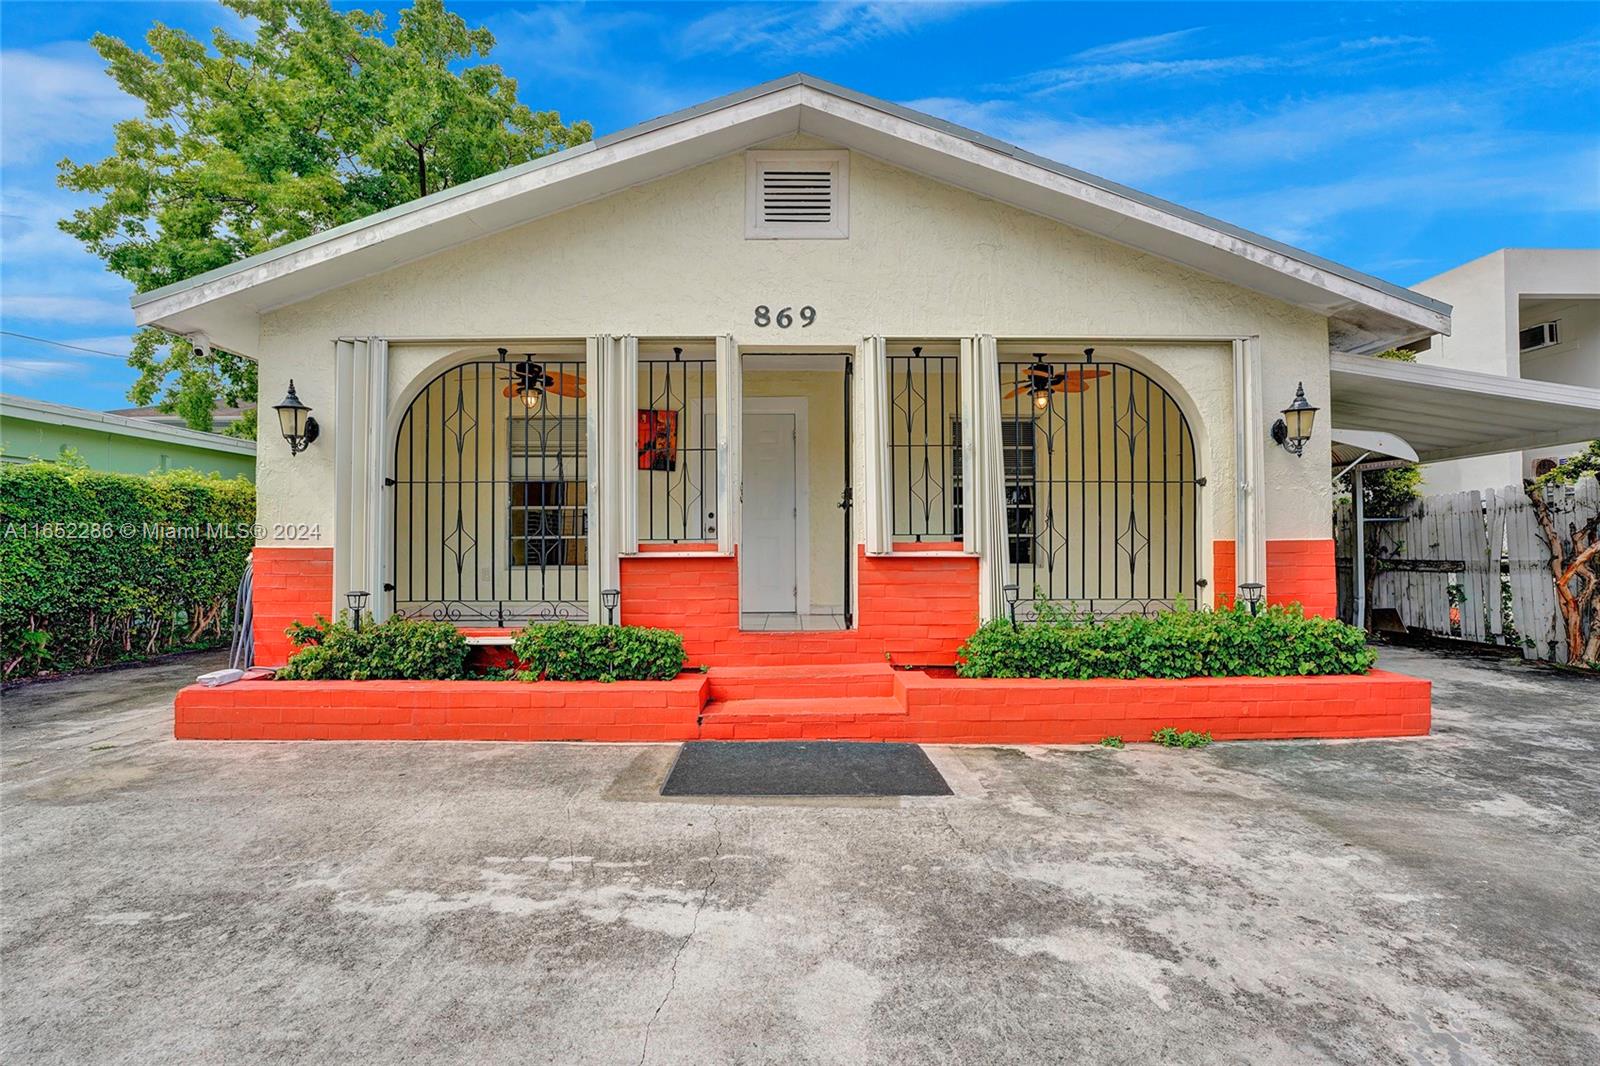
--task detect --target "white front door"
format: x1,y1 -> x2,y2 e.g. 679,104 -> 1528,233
741,412 -> 798,612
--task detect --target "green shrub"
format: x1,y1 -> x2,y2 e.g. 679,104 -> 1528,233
956,603 -> 1376,680
511,621 -> 686,682
1152,727 -> 1212,749
276,614 -> 468,681
0,463 -> 253,680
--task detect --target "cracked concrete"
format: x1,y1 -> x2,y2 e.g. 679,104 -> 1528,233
2,647 -> 1597,1064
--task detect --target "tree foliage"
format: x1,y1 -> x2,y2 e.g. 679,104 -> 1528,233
58,0 -> 592,432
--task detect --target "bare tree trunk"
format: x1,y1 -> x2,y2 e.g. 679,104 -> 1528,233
1524,481 -> 1600,666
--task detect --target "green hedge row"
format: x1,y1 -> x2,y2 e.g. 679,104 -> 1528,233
1,463 -> 255,680
957,603 -> 1377,679
275,617 -> 686,682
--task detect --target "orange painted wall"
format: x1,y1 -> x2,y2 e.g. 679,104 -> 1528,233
619,547 -> 979,666
1266,538 -> 1337,618
251,547 -> 333,666
1213,541 -> 1237,608
1210,539 -> 1336,618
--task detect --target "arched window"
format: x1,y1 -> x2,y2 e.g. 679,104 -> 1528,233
391,353 -> 589,625
996,355 -> 1201,618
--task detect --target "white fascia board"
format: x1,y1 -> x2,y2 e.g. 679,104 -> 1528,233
796,90 -> 1450,337
131,97 -> 803,335
131,74 -> 1450,349
0,393 -> 257,454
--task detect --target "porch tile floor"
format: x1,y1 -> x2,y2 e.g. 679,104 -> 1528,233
739,612 -> 848,632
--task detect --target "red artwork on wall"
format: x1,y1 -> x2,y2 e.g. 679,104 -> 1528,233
638,410 -> 678,471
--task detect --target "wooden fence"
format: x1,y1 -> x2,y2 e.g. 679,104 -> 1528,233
1335,478 -> 1600,662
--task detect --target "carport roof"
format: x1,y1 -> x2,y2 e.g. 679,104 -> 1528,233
131,73 -> 1449,357
1330,353 -> 1600,463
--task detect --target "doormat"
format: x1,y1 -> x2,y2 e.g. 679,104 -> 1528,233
661,741 -> 952,797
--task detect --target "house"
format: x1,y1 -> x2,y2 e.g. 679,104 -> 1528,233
129,75 -> 1597,673
109,401 -> 256,435
1407,249 -> 1600,493
0,393 -> 255,480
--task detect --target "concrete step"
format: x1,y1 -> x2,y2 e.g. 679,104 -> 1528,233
700,695 -> 909,740
705,662 -> 895,702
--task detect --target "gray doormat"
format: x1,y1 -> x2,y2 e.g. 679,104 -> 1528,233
661,741 -> 952,797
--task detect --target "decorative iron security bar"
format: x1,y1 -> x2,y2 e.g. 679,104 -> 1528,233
888,347 -> 962,542
638,350 -> 719,543
388,354 -> 589,625
997,358 -> 1201,619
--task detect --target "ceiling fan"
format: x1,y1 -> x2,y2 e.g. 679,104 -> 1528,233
498,348 -> 586,412
1004,349 -> 1109,410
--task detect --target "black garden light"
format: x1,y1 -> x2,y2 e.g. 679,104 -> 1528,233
1003,583 -> 1021,629
1238,582 -> 1265,616
273,379 -> 319,455
601,587 -> 620,626
1270,382 -> 1319,457
347,589 -> 370,632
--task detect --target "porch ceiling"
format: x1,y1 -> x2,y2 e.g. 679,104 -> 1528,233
1329,352 -> 1600,463
131,74 -> 1447,357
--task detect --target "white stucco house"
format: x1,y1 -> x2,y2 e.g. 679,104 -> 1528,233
1409,249 -> 1600,494
126,75 -> 1597,669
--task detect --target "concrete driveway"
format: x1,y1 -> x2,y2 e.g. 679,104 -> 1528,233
3,648 -> 1597,1065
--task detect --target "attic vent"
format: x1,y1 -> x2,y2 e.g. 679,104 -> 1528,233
746,150 -> 849,239
1519,320 -> 1559,352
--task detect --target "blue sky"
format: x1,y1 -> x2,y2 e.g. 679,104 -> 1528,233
2,1 -> 1597,410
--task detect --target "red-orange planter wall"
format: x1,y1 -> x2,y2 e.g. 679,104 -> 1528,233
1211,539 -> 1337,618
252,547 -> 333,666
619,546 -> 978,666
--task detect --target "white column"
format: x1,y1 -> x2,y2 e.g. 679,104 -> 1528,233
334,337 -> 384,617
585,334 -> 614,621
963,334 -> 1009,620
1232,336 -> 1267,593
858,335 -> 892,554
715,334 -> 741,556
366,338 -> 390,620
616,335 -> 639,557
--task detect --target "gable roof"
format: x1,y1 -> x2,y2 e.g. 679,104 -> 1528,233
133,73 -> 1450,355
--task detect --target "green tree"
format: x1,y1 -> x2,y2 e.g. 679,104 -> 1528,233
58,0 -> 591,433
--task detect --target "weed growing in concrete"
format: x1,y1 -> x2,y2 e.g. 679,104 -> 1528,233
1151,727 -> 1212,749
1099,736 -> 1125,749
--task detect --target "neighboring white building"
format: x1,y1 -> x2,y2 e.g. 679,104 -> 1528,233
1411,249 -> 1600,493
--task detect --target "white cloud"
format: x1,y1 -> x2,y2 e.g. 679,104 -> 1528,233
0,43 -> 137,166
1340,35 -> 1432,52
1,294 -> 130,326
677,1 -> 975,58
0,356 -> 81,386
1072,28 -> 1205,61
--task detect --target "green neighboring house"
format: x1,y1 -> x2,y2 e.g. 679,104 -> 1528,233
0,394 -> 255,481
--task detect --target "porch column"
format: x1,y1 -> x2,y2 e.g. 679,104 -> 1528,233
333,336 -> 389,620
1232,336 -> 1267,594
586,334 -> 635,622
962,334 -> 1009,620
714,334 -> 741,556
858,335 -> 892,555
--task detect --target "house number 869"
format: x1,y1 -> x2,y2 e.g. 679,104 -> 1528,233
754,305 -> 816,328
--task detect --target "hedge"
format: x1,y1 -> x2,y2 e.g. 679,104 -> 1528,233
957,603 -> 1377,679
512,621 -> 687,681
277,614 -> 469,680
1,463 -> 254,680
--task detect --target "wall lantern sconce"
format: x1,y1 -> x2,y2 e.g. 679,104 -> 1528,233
1270,382 -> 1319,457
346,589 -> 370,632
1237,582 -> 1265,616
273,380 -> 320,455
601,587 -> 620,626
1003,583 -> 1021,629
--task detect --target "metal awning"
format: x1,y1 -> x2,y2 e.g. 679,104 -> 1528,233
1331,428 -> 1418,475
1330,352 -> 1600,463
